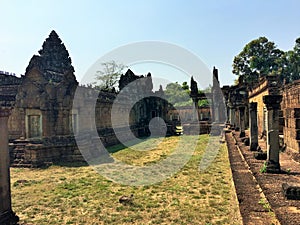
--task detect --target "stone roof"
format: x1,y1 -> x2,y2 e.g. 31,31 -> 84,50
0,72 -> 23,107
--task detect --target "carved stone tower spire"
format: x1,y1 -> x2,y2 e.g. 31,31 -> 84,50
25,30 -> 74,82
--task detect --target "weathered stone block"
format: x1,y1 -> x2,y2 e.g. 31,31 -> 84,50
254,151 -> 267,160
282,183 -> 300,200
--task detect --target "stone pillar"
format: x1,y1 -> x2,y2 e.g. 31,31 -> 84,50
192,98 -> 199,122
263,95 -> 282,173
226,105 -> 230,124
229,106 -> 235,127
234,107 -> 240,131
249,102 -> 259,151
0,108 -> 19,225
239,106 -> 246,138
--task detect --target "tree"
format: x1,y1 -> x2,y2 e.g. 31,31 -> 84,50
164,81 -> 210,107
232,37 -> 285,85
94,60 -> 126,91
198,99 -> 209,107
182,81 -> 189,90
283,38 -> 300,83
165,82 -> 192,107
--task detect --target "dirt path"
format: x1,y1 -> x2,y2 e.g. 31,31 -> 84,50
227,130 -> 300,225
225,131 -> 280,225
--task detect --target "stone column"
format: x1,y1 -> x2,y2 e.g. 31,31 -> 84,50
229,106 -> 235,127
263,95 -> 282,173
191,98 -> 199,122
234,107 -> 240,131
249,102 -> 259,151
0,108 -> 19,225
239,106 -> 246,138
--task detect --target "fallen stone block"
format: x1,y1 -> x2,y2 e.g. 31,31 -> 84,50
282,183 -> 300,200
242,137 -> 250,146
254,151 -> 267,160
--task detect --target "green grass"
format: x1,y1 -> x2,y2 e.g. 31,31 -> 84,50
10,135 -> 242,225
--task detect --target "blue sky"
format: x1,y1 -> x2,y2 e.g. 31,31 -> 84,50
1,0 -> 300,87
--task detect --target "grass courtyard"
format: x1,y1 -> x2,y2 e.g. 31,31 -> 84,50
10,135 -> 242,225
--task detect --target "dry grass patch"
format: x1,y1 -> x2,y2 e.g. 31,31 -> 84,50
11,135 -> 242,225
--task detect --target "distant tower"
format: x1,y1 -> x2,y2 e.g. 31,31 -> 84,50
211,66 -> 225,123
190,76 -> 199,121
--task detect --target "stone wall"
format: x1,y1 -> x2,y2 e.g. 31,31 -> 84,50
281,80 -> 300,154
167,106 -> 211,122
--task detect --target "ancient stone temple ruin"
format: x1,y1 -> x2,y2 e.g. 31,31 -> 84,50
0,30 -> 229,168
1,31 -> 170,167
5,31 -> 79,167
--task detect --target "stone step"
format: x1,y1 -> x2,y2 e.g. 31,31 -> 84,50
11,163 -> 32,168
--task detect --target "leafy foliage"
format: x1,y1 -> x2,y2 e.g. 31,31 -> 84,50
198,99 -> 209,107
283,38 -> 300,83
165,81 -> 210,107
165,82 -> 192,107
232,37 -> 284,85
94,60 -> 126,91
233,36 -> 300,85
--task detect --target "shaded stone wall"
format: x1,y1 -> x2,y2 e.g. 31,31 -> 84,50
281,80 -> 300,154
0,73 -> 24,139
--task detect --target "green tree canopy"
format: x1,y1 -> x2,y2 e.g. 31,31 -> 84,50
165,81 -> 209,107
283,38 -> 300,83
165,82 -> 191,107
232,37 -> 285,85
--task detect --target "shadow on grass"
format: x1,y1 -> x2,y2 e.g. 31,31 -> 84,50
51,136 -> 173,168
105,136 -> 155,153
51,161 -> 89,168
